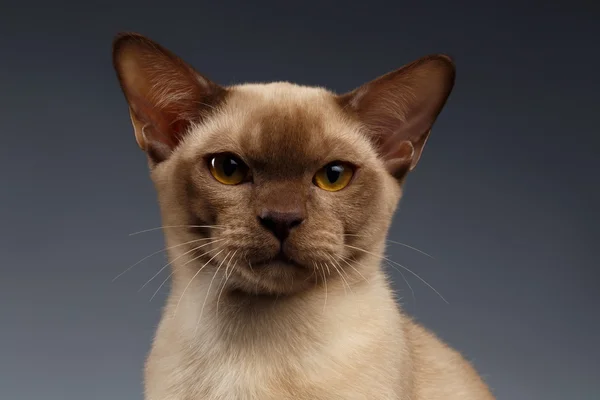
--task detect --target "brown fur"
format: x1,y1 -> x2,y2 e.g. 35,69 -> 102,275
112,32 -> 495,400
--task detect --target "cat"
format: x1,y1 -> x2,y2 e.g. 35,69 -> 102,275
112,32 -> 495,400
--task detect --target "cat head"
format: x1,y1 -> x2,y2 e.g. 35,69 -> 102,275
112,33 -> 455,296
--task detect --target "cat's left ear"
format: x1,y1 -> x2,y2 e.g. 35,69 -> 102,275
337,55 -> 455,179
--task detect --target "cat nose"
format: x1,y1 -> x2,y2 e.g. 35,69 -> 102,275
258,209 -> 305,242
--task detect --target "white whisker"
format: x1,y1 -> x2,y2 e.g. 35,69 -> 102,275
216,249 -> 238,318
138,239 -> 225,291
128,224 -> 226,236
327,254 -> 354,291
386,240 -> 435,259
344,244 -> 448,304
150,271 -> 174,302
323,260 -> 331,276
338,255 -> 370,285
173,248 -> 225,317
329,259 -> 353,295
195,251 -> 231,336
319,263 -> 328,313
344,233 -> 435,259
113,237 -> 217,282
387,261 -> 416,303
149,244 -> 222,302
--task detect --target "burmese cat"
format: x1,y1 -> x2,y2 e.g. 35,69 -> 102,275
112,32 -> 495,400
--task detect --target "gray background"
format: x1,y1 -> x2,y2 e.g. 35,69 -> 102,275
1,1 -> 598,399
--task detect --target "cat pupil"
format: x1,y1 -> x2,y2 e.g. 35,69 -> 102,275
327,165 -> 343,183
223,158 -> 238,176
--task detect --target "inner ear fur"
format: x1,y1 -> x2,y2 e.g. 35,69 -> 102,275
112,32 -> 228,164
337,55 -> 456,178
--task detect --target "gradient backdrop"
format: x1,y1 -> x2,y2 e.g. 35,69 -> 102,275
1,1 -> 598,399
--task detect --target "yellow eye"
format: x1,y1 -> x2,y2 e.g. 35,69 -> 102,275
208,154 -> 250,185
313,162 -> 355,192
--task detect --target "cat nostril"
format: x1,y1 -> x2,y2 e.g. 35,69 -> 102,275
258,210 -> 305,241
258,216 -> 277,232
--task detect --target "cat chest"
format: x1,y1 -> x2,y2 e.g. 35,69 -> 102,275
162,352 -> 397,400
178,356 -> 309,400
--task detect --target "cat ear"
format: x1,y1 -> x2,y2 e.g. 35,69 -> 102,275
112,32 -> 227,163
337,55 -> 455,179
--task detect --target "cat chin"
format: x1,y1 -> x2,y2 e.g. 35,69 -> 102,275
227,259 -> 317,297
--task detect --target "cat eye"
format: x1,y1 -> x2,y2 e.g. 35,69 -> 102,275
313,162 -> 355,192
208,154 -> 250,185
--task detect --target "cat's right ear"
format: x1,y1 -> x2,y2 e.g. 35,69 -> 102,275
336,55 -> 455,180
112,32 -> 227,164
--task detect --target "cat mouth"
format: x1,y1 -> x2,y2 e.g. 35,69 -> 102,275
253,251 -> 304,269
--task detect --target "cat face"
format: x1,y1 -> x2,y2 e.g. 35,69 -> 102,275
153,84 -> 398,294
112,33 -> 455,295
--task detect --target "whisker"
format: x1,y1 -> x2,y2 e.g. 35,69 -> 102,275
303,266 -> 317,283
128,224 -> 226,236
387,261 -> 416,303
344,233 -> 435,259
328,254 -> 356,291
320,264 -> 328,313
138,239 -> 225,291
329,260 -> 353,295
150,271 -> 173,302
216,249 -> 238,318
195,251 -> 231,336
113,237 -> 217,282
310,269 -> 317,287
337,255 -> 370,285
323,260 -> 331,276
386,240 -> 435,260
173,247 -> 225,317
344,244 -> 448,304
149,245 -> 222,302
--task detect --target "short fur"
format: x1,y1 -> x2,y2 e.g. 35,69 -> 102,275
112,32 -> 495,400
